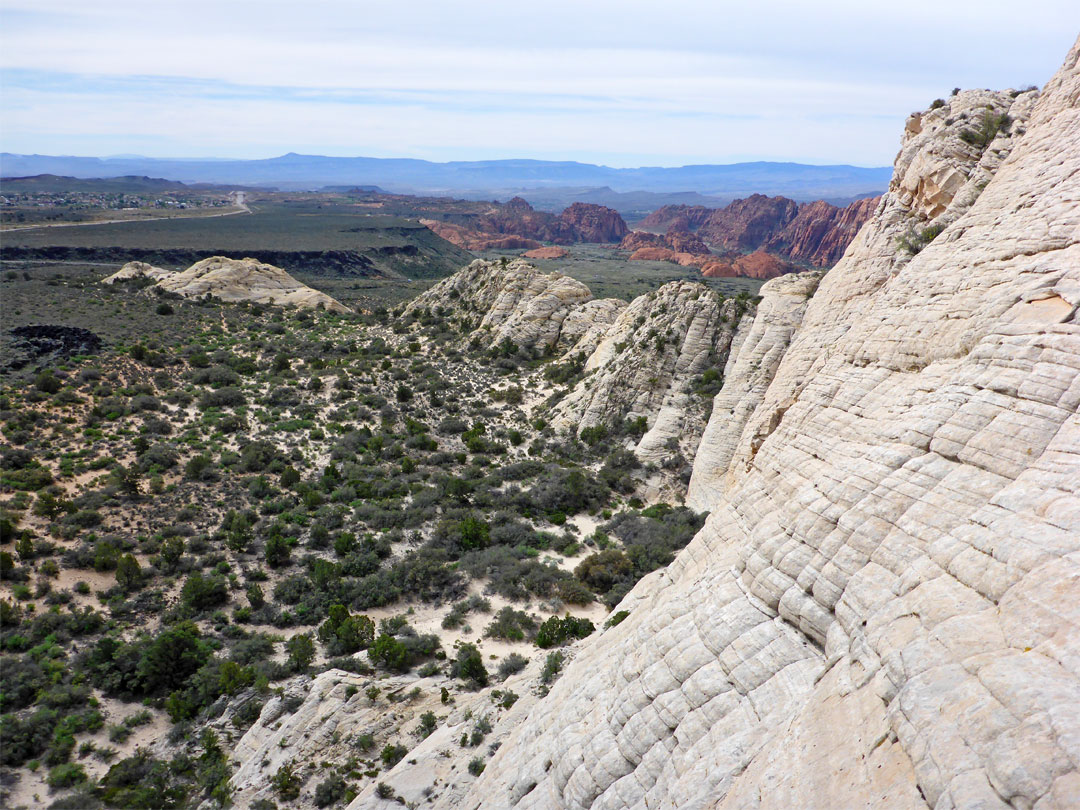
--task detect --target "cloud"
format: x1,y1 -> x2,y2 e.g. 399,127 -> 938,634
1,1 -> 1076,165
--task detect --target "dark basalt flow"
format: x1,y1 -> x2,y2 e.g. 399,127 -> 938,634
5,324 -> 103,371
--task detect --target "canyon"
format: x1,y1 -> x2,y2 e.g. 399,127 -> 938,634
322,38 -> 1079,810
447,39 -> 1079,810
2,32 -> 1077,810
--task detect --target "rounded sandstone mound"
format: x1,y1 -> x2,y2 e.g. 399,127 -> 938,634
103,256 -> 352,313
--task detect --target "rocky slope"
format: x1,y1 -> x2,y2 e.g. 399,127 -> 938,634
640,194 -> 879,268
403,258 -> 611,352
104,256 -> 352,312
550,281 -> 750,470
765,195 -> 880,266
406,258 -> 759,478
452,37 -> 1078,810
423,198 -> 629,250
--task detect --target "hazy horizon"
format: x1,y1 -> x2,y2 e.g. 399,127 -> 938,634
2,1 -> 1078,168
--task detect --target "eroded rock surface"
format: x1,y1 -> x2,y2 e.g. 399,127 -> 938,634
552,281 -> 748,469
453,38 -> 1080,810
404,258 -> 596,352
103,256 -> 352,312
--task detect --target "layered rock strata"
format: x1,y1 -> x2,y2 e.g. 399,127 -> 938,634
103,256 -> 352,313
640,194 -> 880,268
456,38 -> 1079,810
422,198 -> 629,249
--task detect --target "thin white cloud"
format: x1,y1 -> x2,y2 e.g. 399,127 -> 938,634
1,0 -> 1076,164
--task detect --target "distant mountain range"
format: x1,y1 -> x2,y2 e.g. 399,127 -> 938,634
0,153 -> 890,210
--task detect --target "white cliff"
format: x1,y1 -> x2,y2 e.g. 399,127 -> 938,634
454,37 -> 1080,810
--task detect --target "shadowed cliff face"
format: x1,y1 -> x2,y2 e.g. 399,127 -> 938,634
436,37 -> 1080,810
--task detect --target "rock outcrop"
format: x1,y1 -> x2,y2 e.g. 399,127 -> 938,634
700,249 -> 801,280
103,256 -> 352,312
696,193 -> 800,251
523,246 -> 570,259
420,219 -> 543,251
422,199 -> 629,250
551,281 -> 748,468
559,202 -> 629,243
102,260 -> 174,285
620,229 -> 711,256
453,37 -> 1079,810
639,195 -> 879,268
404,258 -> 604,352
765,196 -> 880,266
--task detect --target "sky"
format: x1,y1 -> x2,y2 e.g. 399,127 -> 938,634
1,1 -> 1077,168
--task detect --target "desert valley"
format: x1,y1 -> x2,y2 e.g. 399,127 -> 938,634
0,12 -> 1077,810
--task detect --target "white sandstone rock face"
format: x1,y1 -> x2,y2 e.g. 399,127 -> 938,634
686,270 -> 821,512
551,281 -> 748,469
404,258 -> 595,351
102,260 -> 174,285
556,298 -> 628,356
456,37 -> 1080,810
102,256 -> 352,312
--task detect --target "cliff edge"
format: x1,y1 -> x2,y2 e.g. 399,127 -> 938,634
457,36 -> 1080,810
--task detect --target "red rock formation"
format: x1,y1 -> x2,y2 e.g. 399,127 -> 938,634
558,202 -> 629,243
696,194 -> 799,251
473,199 -> 628,245
421,220 -> 541,251
522,246 -> 569,259
619,228 -> 710,255
639,204 -> 713,231
628,246 -> 677,262
619,231 -> 667,251
666,227 -> 711,255
700,249 -> 800,279
766,196 -> 879,266
638,194 -> 875,267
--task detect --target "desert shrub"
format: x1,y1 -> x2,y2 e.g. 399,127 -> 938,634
497,652 -> 528,680
317,605 -> 375,655
960,109 -> 1012,148
272,762 -> 301,801
535,615 -> 595,648
47,762 -> 88,789
897,222 -> 946,255
198,387 -> 245,409
575,549 -> 632,592
459,546 -> 571,601
451,642 -> 488,688
368,629 -> 440,673
285,634 -> 315,672
441,595 -> 490,629
540,651 -> 564,684
313,774 -> 347,807
380,744 -> 407,768
524,468 -> 609,517
180,573 -> 229,613
484,607 -> 537,642
389,547 -> 466,602
192,365 -> 240,388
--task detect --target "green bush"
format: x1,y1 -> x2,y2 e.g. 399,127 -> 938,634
47,761 -> 88,789
540,651 -> 564,684
535,615 -> 595,648
451,642 -> 488,688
